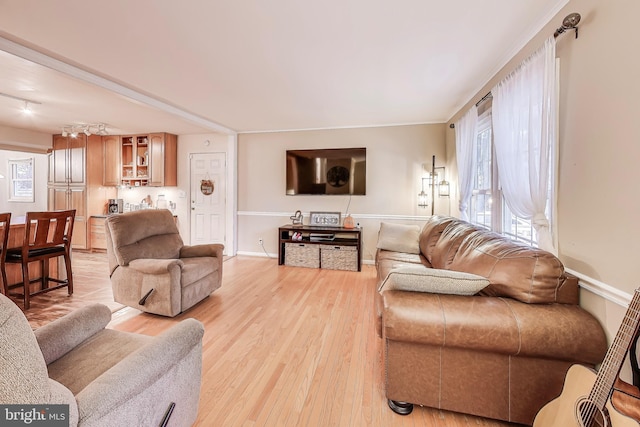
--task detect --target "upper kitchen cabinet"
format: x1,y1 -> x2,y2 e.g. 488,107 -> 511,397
120,132 -> 176,187
149,133 -> 177,186
102,135 -> 121,187
51,133 -> 86,185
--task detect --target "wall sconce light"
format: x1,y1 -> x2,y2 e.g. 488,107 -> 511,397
438,179 -> 450,197
418,177 -> 429,208
417,156 -> 450,214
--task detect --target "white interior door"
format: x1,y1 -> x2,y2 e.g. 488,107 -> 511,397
190,153 -> 226,246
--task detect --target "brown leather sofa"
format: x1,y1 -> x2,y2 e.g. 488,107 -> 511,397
375,215 -> 607,425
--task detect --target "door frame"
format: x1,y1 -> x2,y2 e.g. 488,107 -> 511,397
188,134 -> 237,256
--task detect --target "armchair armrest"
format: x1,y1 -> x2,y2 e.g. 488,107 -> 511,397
127,258 -> 184,274
75,318 -> 205,423
34,304 -> 112,365
180,243 -> 224,259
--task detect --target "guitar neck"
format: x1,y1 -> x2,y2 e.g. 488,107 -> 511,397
590,289 -> 640,409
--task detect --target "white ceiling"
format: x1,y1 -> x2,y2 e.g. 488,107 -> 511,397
0,0 -> 568,137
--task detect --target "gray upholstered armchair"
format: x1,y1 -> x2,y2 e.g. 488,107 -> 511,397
105,209 -> 224,317
0,293 -> 204,426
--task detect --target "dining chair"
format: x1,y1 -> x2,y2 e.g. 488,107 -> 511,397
0,212 -> 11,296
5,210 -> 75,309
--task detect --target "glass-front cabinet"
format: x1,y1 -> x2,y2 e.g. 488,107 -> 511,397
119,133 -> 176,187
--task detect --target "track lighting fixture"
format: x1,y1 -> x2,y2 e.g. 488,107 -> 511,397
61,123 -> 109,138
0,92 -> 41,113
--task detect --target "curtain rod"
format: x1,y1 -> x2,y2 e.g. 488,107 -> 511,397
449,92 -> 492,128
554,13 -> 581,39
475,92 -> 492,107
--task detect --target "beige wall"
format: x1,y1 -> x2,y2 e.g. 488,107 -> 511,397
0,125 -> 51,153
237,124 -> 447,259
447,0 -> 639,376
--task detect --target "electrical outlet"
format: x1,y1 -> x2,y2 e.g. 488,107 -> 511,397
258,238 -> 263,245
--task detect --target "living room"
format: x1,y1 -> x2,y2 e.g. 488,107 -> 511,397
1,0 -> 639,425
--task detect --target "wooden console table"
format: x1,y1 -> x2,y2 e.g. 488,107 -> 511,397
278,225 -> 362,271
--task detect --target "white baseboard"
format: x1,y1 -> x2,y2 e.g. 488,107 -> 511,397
237,250 -> 277,259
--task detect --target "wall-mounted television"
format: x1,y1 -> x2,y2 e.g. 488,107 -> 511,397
286,148 -> 366,195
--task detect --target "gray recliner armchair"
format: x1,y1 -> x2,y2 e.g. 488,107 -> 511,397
105,209 -> 224,317
0,293 -> 204,426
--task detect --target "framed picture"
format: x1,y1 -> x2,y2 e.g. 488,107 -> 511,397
309,211 -> 341,227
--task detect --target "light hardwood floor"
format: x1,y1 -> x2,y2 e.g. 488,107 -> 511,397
20,252 -> 520,427
105,255 -> 520,427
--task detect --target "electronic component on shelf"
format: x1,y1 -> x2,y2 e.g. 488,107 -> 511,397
310,233 -> 335,242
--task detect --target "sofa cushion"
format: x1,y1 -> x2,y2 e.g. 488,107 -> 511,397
376,222 -> 421,254
180,257 -> 218,285
418,215 -> 458,264
448,229 -> 569,304
379,266 -> 489,295
107,210 -> 183,266
430,220 -> 479,269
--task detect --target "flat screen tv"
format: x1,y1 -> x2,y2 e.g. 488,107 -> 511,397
286,148 -> 366,195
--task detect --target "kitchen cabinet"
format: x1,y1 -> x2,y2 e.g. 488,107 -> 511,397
120,133 -> 176,187
48,134 -> 116,250
102,135 -> 120,186
89,216 -> 107,250
149,132 -> 177,186
48,186 -> 87,249
52,134 -> 86,185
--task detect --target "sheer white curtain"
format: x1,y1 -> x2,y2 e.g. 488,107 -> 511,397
455,105 -> 478,221
492,37 -> 557,252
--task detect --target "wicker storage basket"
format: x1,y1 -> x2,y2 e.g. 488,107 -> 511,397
321,245 -> 358,271
284,243 -> 320,268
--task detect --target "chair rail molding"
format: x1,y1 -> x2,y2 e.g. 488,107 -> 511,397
565,268 -> 632,308
237,211 -> 429,222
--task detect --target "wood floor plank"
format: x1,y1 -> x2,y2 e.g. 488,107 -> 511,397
25,252 -> 520,427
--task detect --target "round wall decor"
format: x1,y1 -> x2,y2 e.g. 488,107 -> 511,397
200,179 -> 214,195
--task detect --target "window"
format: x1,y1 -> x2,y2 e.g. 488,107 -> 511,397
468,104 -> 538,246
8,158 -> 35,202
470,108 -> 494,230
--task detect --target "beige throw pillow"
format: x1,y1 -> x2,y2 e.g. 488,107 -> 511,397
376,222 -> 421,254
380,266 -> 490,295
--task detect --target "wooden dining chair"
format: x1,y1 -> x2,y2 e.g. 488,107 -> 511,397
0,212 -> 11,296
5,210 -> 75,309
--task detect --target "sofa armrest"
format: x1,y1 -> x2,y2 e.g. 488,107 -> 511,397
180,243 -> 224,259
75,318 -> 205,423
127,258 -> 184,274
35,304 -> 112,365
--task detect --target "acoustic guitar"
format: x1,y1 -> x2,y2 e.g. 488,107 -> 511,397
533,289 -> 640,427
